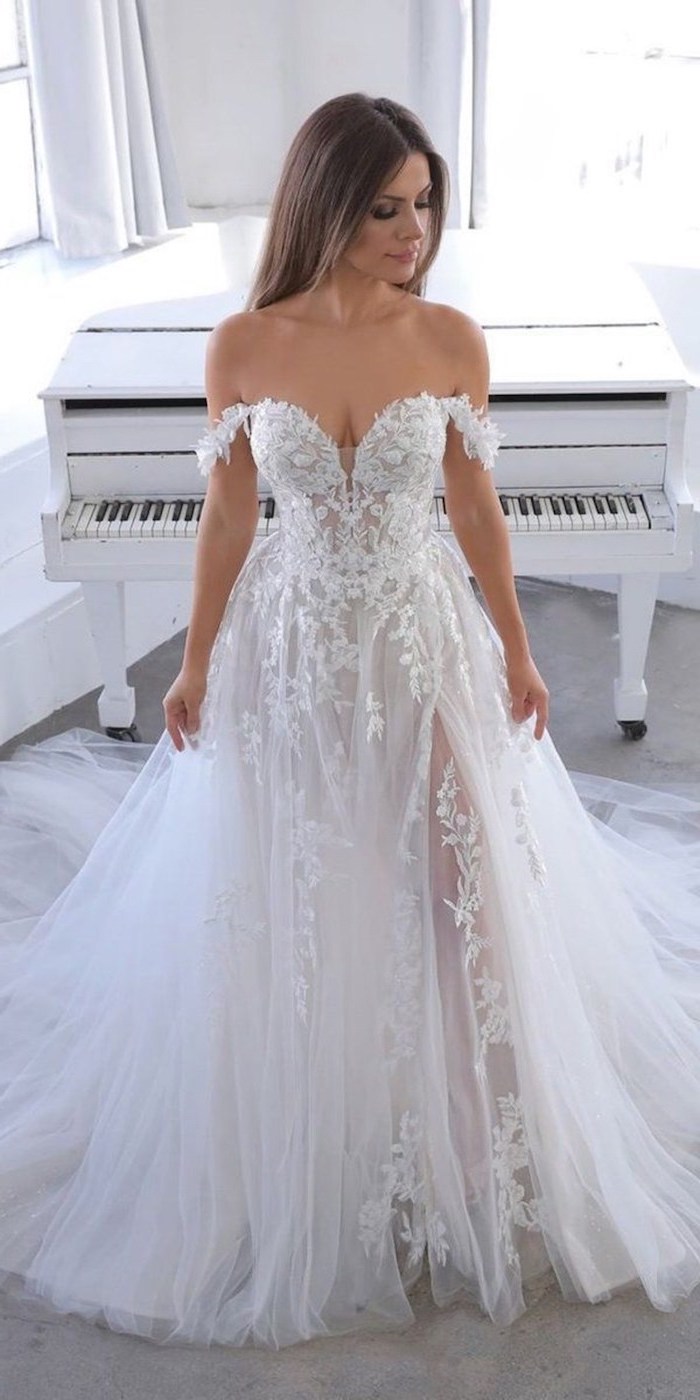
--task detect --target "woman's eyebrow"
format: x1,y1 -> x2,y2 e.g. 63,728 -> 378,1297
377,183 -> 433,201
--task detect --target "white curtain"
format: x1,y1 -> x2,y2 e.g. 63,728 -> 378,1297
23,0 -> 190,258
410,0 -> 492,229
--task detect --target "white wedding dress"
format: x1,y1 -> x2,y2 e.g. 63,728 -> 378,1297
1,390 -> 700,1351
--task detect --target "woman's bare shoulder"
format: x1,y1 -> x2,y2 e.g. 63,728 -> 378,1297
419,298 -> 484,342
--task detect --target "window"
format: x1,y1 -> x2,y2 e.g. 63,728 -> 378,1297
486,1 -> 700,243
0,0 -> 39,251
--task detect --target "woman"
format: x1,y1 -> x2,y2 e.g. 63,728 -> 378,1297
1,92 -> 700,1352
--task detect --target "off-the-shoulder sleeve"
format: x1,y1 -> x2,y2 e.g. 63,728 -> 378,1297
443,394 -> 504,472
193,402 -> 253,476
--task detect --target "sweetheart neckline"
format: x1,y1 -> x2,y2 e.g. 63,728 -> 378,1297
230,390 -> 475,459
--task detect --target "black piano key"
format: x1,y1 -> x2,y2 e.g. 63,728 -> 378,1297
108,501 -> 121,522
607,495 -> 619,514
532,495 -> 542,516
625,494 -> 638,513
551,497 -> 562,515
499,495 -> 510,515
593,495 -> 605,515
575,495 -> 586,515
195,501 -> 203,521
172,499 -> 184,521
95,500 -> 110,522
139,500 -> 153,521
265,497 -> 275,519
153,501 -> 164,521
518,494 -> 529,515
185,500 -> 195,521
562,496 -> 574,516
119,500 -> 134,522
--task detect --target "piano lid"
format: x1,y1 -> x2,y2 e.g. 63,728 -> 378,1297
38,224 -> 693,401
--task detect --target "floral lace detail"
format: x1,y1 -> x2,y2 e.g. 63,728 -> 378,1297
193,394 -> 506,774
511,782 -> 548,883
358,1110 -> 450,1268
204,876 -> 266,945
239,710 -> 263,784
436,756 -> 486,966
193,402 -> 252,474
441,394 -> 506,471
287,779 -> 353,1025
493,1093 -> 543,1268
473,965 -> 514,1087
202,876 -> 267,1033
365,690 -> 385,742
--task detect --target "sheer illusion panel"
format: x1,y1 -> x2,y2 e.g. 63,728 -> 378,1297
427,711 -> 549,1289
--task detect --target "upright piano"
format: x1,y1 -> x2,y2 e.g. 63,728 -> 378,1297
39,232 -> 695,740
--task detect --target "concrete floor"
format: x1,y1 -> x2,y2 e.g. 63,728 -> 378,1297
1,577 -> 700,1400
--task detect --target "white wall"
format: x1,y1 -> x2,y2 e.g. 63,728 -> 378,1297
144,0 -> 415,211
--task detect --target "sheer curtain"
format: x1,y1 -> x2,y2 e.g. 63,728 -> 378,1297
23,0 -> 190,258
410,0 -> 493,229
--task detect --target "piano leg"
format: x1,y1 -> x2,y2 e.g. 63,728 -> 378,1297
614,571 -> 660,740
81,581 -> 139,740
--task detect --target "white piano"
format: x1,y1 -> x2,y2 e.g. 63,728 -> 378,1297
39,233 -> 695,741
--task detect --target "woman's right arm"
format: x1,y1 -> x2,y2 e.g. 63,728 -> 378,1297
163,316 -> 260,750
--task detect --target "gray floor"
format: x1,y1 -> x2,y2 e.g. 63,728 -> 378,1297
1,577 -> 700,1400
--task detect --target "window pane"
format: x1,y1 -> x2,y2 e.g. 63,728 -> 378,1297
486,1 -> 700,239
0,0 -> 20,68
0,79 -> 38,248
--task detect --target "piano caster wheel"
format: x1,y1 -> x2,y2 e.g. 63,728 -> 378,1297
104,723 -> 142,743
618,719 -> 647,741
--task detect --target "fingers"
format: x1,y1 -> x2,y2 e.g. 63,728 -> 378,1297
533,700 -> 547,741
512,690 -> 549,739
163,699 -> 187,753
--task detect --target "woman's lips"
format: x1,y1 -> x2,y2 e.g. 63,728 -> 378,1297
389,250 -> 418,263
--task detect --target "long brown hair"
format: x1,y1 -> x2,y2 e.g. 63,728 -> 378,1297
244,94 -> 450,311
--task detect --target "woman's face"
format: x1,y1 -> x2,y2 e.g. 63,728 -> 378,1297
343,150 -> 433,285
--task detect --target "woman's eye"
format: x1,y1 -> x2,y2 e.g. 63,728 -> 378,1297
372,200 -> 431,220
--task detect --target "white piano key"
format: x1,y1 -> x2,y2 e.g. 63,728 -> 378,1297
155,501 -> 176,538
73,501 -> 96,538
559,500 -> 578,531
620,497 -> 643,530
172,504 -> 190,539
542,498 -> 562,532
117,503 -> 138,537
528,495 -> 547,530
576,497 -> 596,531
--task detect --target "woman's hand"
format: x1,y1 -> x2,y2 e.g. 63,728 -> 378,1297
504,652 -> 549,740
162,668 -> 208,752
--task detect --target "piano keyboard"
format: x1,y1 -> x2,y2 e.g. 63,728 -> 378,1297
65,488 -> 668,544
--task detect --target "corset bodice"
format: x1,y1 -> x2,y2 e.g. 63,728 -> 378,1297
194,391 -> 504,596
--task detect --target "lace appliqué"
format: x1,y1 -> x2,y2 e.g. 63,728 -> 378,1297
442,394 -> 506,472
288,779 -> 353,1025
436,756 -> 486,966
435,754 -> 515,1085
365,690 -> 385,742
240,711 -> 263,784
511,782 -> 548,884
202,876 -> 267,1032
473,965 -> 514,1087
493,1093 -> 543,1268
358,1110 -> 450,1268
193,402 -> 253,474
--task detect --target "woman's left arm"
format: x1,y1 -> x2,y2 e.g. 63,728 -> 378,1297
440,310 -> 550,739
